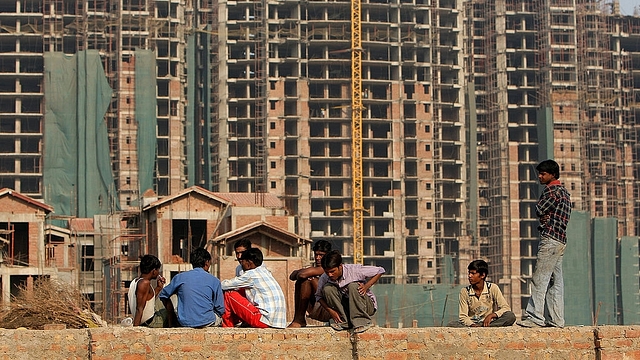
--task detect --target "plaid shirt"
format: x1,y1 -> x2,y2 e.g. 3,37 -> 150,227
221,265 -> 287,328
536,180 -> 571,244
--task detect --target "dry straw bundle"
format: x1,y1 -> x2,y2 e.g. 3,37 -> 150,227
0,277 -> 107,330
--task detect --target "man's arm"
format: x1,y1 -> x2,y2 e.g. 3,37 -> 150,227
318,297 -> 344,324
458,288 -> 474,327
221,272 -> 253,291
133,279 -> 150,326
536,186 -> 557,217
290,266 -> 324,281
491,285 -> 511,318
213,281 -> 225,316
161,297 -> 178,328
158,277 -> 179,327
357,273 -> 382,296
154,275 -> 166,296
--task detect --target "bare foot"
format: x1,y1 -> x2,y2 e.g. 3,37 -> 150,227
287,321 -> 306,328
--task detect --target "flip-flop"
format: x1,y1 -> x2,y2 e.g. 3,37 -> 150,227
329,319 -> 347,331
353,323 -> 372,333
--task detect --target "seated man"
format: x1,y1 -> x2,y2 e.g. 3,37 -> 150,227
288,240 -> 332,328
316,250 -> 385,334
448,259 -> 516,327
233,238 -> 253,277
159,248 -> 225,328
128,254 -> 167,327
221,248 -> 287,328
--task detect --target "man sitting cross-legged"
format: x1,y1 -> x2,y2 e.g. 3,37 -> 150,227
221,248 -> 287,328
447,259 -> 516,328
287,240 -> 332,328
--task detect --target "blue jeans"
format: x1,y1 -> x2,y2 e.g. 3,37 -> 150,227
525,236 -> 566,327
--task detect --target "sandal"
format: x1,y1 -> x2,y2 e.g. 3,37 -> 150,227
353,323 -> 372,333
329,319 -> 348,331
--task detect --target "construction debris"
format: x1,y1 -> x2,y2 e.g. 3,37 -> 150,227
0,278 -> 107,330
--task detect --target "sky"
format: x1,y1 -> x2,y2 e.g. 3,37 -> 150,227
618,0 -> 637,15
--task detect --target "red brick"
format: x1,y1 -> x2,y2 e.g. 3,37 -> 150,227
384,332 -> 408,341
526,342 -> 546,350
256,342 -> 278,351
237,344 -> 252,352
600,350 -> 624,360
614,339 -> 632,347
90,332 -> 116,342
625,329 -> 640,338
122,355 -> 146,360
233,333 -> 246,339
598,327 -> 625,339
464,341 -> 479,350
572,341 -> 594,349
192,333 -> 205,341
358,332 -> 381,341
182,345 -> 203,352
44,324 -> 66,330
272,333 -> 285,341
159,345 -> 174,352
505,341 -> 525,350
384,352 -> 407,360
407,342 -> 426,350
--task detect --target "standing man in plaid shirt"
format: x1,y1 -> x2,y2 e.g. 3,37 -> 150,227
221,247 -> 287,328
518,159 -> 571,328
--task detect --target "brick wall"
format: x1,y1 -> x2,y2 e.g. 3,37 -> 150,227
0,325 -> 638,359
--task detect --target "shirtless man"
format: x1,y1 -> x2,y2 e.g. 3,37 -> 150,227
287,240 -> 332,327
128,255 -> 166,327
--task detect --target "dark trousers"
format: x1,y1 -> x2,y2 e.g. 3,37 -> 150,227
322,282 -> 375,328
447,311 -> 516,327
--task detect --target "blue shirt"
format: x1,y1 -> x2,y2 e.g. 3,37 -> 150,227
159,268 -> 225,327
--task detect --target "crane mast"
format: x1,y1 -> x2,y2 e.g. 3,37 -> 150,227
351,0 -> 364,264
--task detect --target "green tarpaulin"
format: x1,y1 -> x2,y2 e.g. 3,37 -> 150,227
43,51 -> 119,217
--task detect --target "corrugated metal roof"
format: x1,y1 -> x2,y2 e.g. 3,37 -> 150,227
212,192 -> 283,208
69,218 -> 95,232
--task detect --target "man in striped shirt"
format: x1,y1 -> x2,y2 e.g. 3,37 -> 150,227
518,159 -> 571,328
221,247 -> 287,328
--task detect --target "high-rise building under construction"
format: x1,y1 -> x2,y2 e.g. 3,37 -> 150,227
0,0 -> 639,317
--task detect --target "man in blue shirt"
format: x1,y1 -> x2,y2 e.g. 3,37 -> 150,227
159,247 -> 225,327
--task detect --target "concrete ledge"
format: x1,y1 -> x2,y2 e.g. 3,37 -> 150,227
0,325 -> 638,359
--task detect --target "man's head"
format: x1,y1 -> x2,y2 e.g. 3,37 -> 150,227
321,250 -> 343,281
467,259 -> 488,285
239,247 -> 263,271
234,239 -> 252,262
139,255 -> 161,277
312,240 -> 332,267
190,247 -> 212,270
536,159 -> 560,184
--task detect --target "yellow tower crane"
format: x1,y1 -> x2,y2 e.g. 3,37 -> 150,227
351,0 -> 364,264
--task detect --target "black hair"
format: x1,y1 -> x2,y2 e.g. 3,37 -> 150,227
240,247 -> 263,267
140,254 -> 161,274
234,238 -> 252,250
312,240 -> 332,253
190,247 -> 212,268
468,259 -> 489,277
536,159 -> 560,180
321,250 -> 343,269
